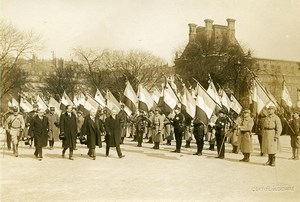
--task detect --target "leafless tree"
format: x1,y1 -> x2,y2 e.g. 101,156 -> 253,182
0,20 -> 41,100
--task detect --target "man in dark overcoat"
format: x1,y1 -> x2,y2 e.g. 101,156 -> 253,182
215,110 -> 228,159
80,109 -> 103,160
28,109 -> 49,161
171,107 -> 185,153
104,109 -> 125,158
60,105 -> 77,160
193,117 -> 205,156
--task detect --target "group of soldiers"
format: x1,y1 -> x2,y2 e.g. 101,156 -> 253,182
2,102 -> 300,166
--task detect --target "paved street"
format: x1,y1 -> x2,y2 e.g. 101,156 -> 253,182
1,128 -> 299,202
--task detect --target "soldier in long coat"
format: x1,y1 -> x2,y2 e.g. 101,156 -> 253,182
171,107 -> 185,153
262,105 -> 282,167
184,116 -> 193,148
164,111 -> 174,145
45,107 -> 60,150
193,117 -> 205,156
81,109 -> 103,160
28,109 -> 49,161
146,110 -> 154,143
117,104 -> 128,144
104,109 -> 125,158
238,109 -> 254,162
152,108 -> 164,149
215,110 -> 227,159
288,109 -> 300,160
207,114 -> 217,151
60,105 -> 77,160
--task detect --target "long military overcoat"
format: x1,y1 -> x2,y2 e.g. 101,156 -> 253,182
238,116 -> 254,153
262,114 -> 282,154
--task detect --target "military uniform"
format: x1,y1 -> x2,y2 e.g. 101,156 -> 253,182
172,109 -> 185,153
184,116 -> 193,148
45,110 -> 60,149
136,113 -> 149,147
288,111 -> 300,160
207,114 -> 217,151
228,116 -> 241,153
238,110 -> 254,162
117,108 -> 127,144
193,117 -> 205,155
164,112 -> 174,145
152,110 -> 164,149
146,111 -> 154,143
5,109 -> 25,157
215,112 -> 227,159
262,107 -> 282,166
3,109 -> 13,150
25,109 -> 38,146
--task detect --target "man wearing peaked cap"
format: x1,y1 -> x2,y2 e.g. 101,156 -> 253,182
171,106 -> 185,153
288,108 -> 300,160
262,103 -> 282,166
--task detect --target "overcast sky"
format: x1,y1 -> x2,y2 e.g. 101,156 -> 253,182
1,0 -> 300,64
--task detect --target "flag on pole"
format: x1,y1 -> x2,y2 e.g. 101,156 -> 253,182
158,82 -> 179,115
138,84 -> 154,112
230,94 -> 242,114
60,91 -> 74,110
181,86 -> 196,118
281,80 -> 293,111
220,89 -> 231,113
20,97 -> 33,112
84,94 -> 100,111
207,81 -> 222,107
195,83 -> 216,124
151,87 -> 161,104
94,88 -> 106,108
36,95 -> 48,111
106,90 -> 121,113
9,97 -> 19,107
48,97 -> 62,115
250,80 -> 272,115
123,81 -> 138,113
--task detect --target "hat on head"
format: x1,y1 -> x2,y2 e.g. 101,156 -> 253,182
50,107 -> 55,111
174,106 -> 181,111
267,105 -> 276,110
13,107 -> 18,112
77,110 -> 83,114
219,109 -> 225,114
33,104 -> 38,108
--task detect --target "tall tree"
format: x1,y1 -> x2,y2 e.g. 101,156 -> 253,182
0,20 -> 41,100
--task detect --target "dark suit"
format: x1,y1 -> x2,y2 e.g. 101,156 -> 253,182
104,115 -> 123,157
81,115 -> 103,158
60,112 -> 77,158
28,115 -> 49,159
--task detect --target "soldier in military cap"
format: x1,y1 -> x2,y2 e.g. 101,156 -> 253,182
215,109 -> 228,159
5,107 -> 25,157
3,107 -> 14,150
152,108 -> 164,149
117,104 -> 128,144
262,105 -> 282,166
136,110 -> 149,147
45,107 -> 60,150
171,106 -> 185,153
238,109 -> 254,162
288,108 -> 300,160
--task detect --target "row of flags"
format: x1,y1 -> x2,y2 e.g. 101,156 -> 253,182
8,75 -> 299,125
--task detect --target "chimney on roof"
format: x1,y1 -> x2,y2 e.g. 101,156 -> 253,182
188,23 -> 197,43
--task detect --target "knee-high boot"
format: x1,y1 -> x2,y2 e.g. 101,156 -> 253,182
245,153 -> 250,162
69,148 -> 74,160
185,140 -> 191,148
240,153 -> 246,161
14,144 -> 18,157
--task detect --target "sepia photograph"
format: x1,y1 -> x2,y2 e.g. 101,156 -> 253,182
1,0 -> 300,201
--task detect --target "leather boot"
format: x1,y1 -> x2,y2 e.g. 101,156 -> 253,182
264,154 -> 271,166
185,140 -> 191,148
239,153 -> 246,161
295,149 -> 299,160
270,154 -> 275,167
245,153 -> 250,162
120,137 -> 124,144
69,148 -> 74,160
147,137 -> 153,143
209,144 -> 214,151
289,148 -> 296,160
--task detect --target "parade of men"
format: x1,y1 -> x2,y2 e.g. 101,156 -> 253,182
1,2 -> 300,201
28,108 -> 49,161
60,105 -> 78,160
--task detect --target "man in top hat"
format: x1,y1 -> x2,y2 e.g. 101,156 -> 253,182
262,105 -> 282,166
238,109 -> 254,162
215,109 -> 228,159
28,108 -> 49,161
288,108 -> 300,160
5,107 -> 25,157
45,107 -> 60,150
171,106 -> 185,153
